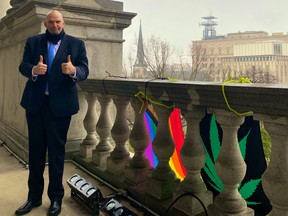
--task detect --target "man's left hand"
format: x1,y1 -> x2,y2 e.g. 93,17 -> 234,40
61,55 -> 76,75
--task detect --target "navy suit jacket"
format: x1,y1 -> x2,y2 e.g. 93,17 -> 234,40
19,32 -> 89,117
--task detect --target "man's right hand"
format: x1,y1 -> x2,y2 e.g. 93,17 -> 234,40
32,55 -> 47,75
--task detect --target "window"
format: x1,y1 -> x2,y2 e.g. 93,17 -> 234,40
226,47 -> 230,54
210,48 -> 214,55
218,48 -> 222,55
274,44 -> 282,55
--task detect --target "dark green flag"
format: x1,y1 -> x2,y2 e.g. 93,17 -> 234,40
200,113 -> 271,215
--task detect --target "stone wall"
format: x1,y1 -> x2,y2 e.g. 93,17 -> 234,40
0,0 -> 136,162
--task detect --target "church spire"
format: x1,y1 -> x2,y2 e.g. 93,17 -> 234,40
132,20 -> 147,78
134,20 -> 145,66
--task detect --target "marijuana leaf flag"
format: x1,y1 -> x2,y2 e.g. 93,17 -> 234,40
200,113 -> 271,215
144,108 -> 271,215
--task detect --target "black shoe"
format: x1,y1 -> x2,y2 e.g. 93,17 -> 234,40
48,201 -> 61,216
15,200 -> 42,215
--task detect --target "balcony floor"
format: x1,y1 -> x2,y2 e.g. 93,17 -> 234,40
0,144 -> 146,216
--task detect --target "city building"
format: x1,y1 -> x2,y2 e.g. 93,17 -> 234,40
193,15 -> 288,83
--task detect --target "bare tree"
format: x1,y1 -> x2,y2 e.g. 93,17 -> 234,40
189,42 -> 205,80
215,66 -> 234,82
184,42 -> 220,81
168,50 -> 193,80
244,65 -> 278,84
143,35 -> 174,78
122,49 -> 135,77
122,33 -> 138,77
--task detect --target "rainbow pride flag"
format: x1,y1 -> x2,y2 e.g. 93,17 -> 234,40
144,106 -> 186,180
143,106 -> 270,215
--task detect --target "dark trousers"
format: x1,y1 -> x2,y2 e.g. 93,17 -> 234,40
26,96 -> 71,202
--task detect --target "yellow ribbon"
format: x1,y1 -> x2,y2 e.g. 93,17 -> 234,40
135,76 -> 252,116
134,91 -> 174,114
222,75 -> 253,116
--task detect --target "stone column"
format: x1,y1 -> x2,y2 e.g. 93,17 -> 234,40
79,93 -> 98,158
255,114 -> 288,216
106,96 -> 131,175
146,103 -> 178,199
174,105 -> 213,215
125,97 -> 152,186
208,108 -> 254,215
92,95 -> 113,169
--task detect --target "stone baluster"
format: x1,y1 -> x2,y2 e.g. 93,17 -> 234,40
174,105 -> 213,215
92,95 -> 113,169
106,96 -> 131,175
255,115 -> 288,216
79,93 -> 98,158
146,103 -> 178,199
208,108 -> 253,215
125,97 -> 152,186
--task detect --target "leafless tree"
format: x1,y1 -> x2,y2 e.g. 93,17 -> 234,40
243,65 -> 278,84
215,66 -> 233,82
188,42 -> 205,80
183,42 -> 220,81
143,35 -> 174,78
122,33 -> 138,76
122,49 -> 135,77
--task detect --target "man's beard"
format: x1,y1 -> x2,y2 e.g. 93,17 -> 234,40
45,29 -> 65,44
50,29 -> 61,35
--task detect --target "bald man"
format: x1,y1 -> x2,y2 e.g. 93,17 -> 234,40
16,10 -> 89,216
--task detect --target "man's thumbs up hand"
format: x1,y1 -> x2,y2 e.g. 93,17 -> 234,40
61,55 -> 76,75
32,55 -> 47,75
67,55 -> 71,62
39,55 -> 44,63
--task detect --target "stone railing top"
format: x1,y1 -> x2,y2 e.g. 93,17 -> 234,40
79,78 -> 288,117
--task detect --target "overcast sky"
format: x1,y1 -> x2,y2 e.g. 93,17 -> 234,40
122,0 -> 288,57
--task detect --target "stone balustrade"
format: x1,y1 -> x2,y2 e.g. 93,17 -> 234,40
1,1 -> 286,215
76,78 -> 288,216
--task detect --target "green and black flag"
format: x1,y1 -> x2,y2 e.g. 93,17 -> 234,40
200,114 -> 271,215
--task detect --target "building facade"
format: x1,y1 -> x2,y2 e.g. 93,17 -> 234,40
193,31 -> 288,84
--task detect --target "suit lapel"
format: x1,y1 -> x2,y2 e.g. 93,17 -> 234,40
54,35 -> 68,63
41,36 -> 48,65
50,35 -> 69,77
